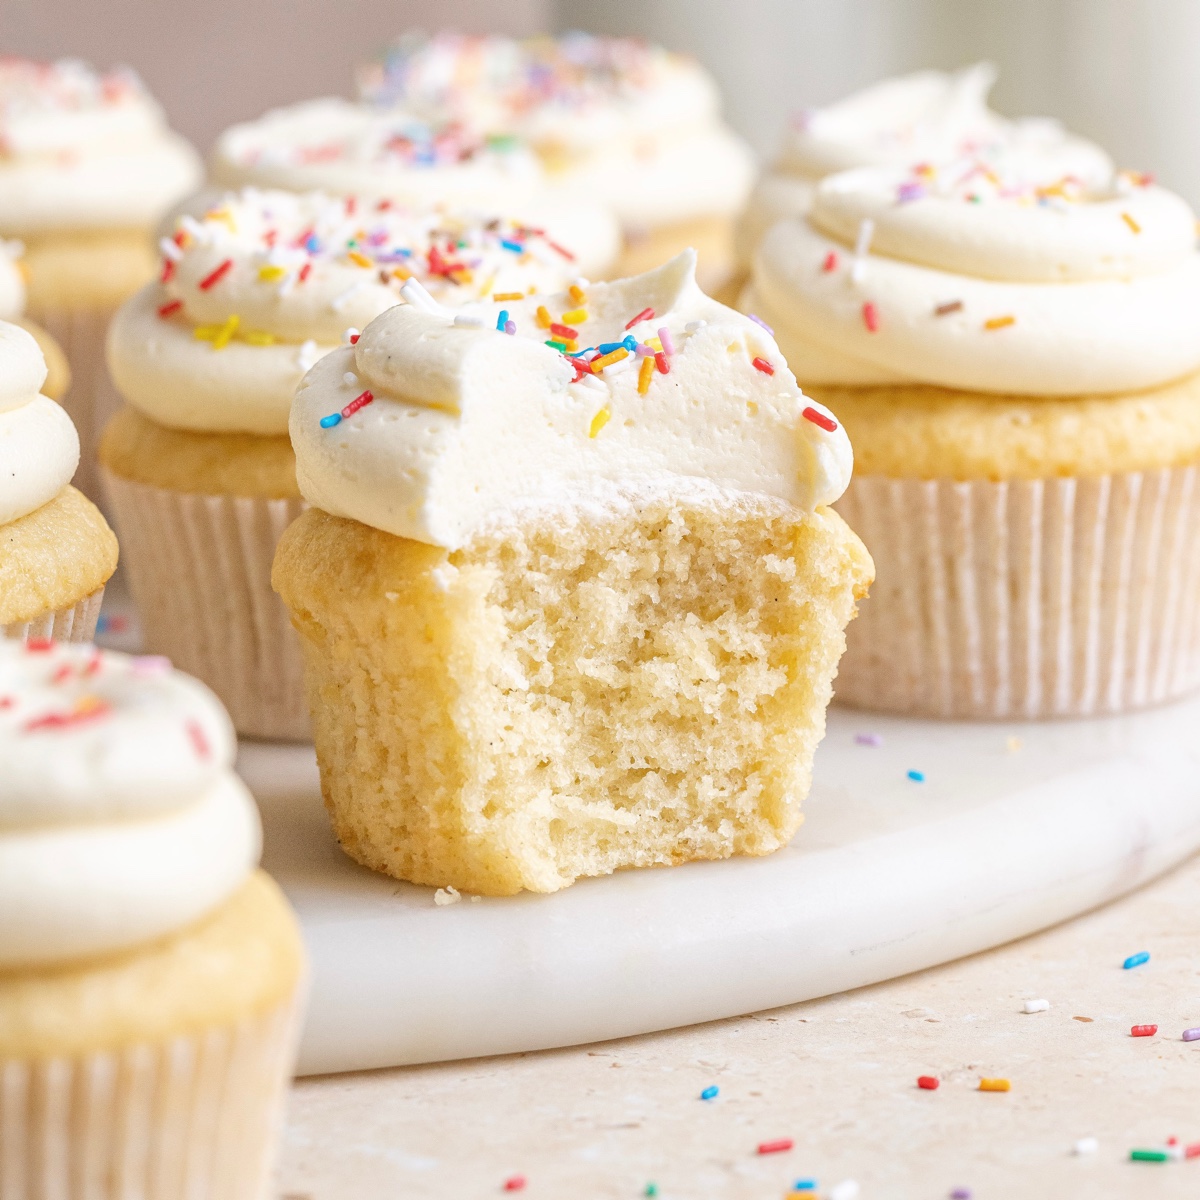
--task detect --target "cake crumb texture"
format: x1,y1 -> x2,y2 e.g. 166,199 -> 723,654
274,490 -> 873,895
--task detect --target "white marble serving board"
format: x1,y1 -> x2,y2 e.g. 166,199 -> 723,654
241,696 -> 1200,1077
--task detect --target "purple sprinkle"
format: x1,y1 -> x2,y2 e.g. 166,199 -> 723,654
635,343 -> 655,357
504,320 -> 516,335
132,655 -> 172,675
950,1190 -> 972,1200
897,182 -> 927,204
855,733 -> 882,747
747,313 -> 774,336
1183,1027 -> 1200,1042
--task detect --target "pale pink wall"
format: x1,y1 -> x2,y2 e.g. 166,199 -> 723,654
3,0 -> 552,152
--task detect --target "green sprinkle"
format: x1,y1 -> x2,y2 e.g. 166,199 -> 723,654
644,1185 -> 658,1197
1130,1149 -> 1169,1162
545,339 -> 567,352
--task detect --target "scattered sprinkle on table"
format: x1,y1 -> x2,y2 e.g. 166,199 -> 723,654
978,1078 -> 1010,1092
855,733 -> 882,747
1124,951 -> 1151,969
700,1085 -> 719,1100
502,1174 -> 526,1191
757,1138 -> 794,1155
829,1181 -> 859,1200
1131,1024 -> 1158,1037
1073,1138 -> 1098,1155
1073,1015 -> 1093,1022
907,769 -> 925,782
1006,736 -> 1022,752
792,1181 -> 817,1192
1130,1149 -> 1169,1163
644,1185 -> 658,1198
950,1189 -> 973,1200
917,1075 -> 939,1090
1182,1027 -> 1200,1042
1023,998 -> 1050,1013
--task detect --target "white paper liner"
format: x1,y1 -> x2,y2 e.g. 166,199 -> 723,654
101,471 -> 309,741
2,587 -> 104,644
834,467 -> 1200,718
0,991 -> 300,1200
33,307 -> 124,510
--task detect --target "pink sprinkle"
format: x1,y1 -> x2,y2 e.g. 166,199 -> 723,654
186,719 -> 211,760
822,251 -> 838,273
657,327 -> 675,355
862,301 -> 880,332
132,655 -> 172,675
503,1176 -> 526,1192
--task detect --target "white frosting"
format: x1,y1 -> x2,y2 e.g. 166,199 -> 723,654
109,188 -> 607,435
0,241 -> 24,320
0,641 -> 260,969
737,64 -> 1113,266
0,321 -> 78,524
291,250 -> 851,548
0,59 -> 202,235
747,165 -> 1200,396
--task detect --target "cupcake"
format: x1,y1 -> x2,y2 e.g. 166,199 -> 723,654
747,157 -> 1200,718
0,320 -> 117,642
0,58 -> 202,502
0,638 -> 305,1196
0,235 -> 70,401
102,188 -> 601,740
357,31 -> 755,289
733,64 -> 1110,294
273,251 -> 872,895
210,98 -> 620,280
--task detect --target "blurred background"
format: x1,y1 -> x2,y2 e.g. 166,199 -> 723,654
7,0 -> 1199,202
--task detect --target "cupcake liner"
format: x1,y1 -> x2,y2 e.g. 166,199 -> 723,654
0,990 -> 301,1200
101,470 -> 309,741
34,307 -> 124,509
3,587 -> 104,644
834,467 -> 1200,718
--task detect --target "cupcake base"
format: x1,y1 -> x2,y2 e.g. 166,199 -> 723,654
835,468 -> 1200,718
3,587 -> 104,644
101,471 -> 309,741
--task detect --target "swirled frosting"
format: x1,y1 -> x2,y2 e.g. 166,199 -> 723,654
291,250 -> 851,548
0,58 -> 202,236
109,188 -> 607,435
736,64 -> 1112,267
0,320 -> 78,524
355,32 -> 755,229
745,161 -> 1200,396
0,640 -> 261,968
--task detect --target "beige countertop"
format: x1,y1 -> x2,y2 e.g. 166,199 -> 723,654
278,849 -> 1200,1200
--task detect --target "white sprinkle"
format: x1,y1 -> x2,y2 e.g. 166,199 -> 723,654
1073,1137 -> 1098,1155
576,373 -> 606,391
331,281 -> 366,312
179,215 -> 205,240
401,276 -> 450,315
851,217 -> 875,283
158,236 -> 183,262
433,886 -> 462,906
343,372 -> 359,387
277,271 -> 297,298
829,1182 -> 859,1200
1023,998 -> 1050,1014
470,894 -> 482,903
296,339 -> 319,371
453,313 -> 485,328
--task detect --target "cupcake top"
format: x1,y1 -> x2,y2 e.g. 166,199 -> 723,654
0,58 -> 202,236
0,640 -> 260,968
356,31 -> 754,229
108,187 -> 602,435
291,249 -> 852,548
0,320 -> 78,525
748,159 -> 1200,395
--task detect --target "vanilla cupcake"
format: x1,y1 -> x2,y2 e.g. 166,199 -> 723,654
274,252 -> 872,895
1,321 -> 117,642
102,188 -> 598,740
357,31 -> 755,288
0,237 -> 71,403
0,59 -> 202,502
210,99 -> 620,280
0,639 -> 304,1196
747,157 -> 1200,718
733,64 -> 1110,293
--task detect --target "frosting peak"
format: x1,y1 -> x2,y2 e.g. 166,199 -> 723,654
291,251 -> 852,548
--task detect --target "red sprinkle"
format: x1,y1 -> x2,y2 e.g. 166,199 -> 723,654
822,251 -> 838,273
198,259 -> 234,290
187,719 -> 211,760
160,258 -> 176,284
803,406 -> 838,433
25,702 -> 112,733
752,356 -> 775,376
917,1076 -> 940,1090
157,299 -> 184,319
654,351 -> 669,375
1186,1143 -> 1200,1159
757,1139 -> 794,1156
350,333 -> 360,344
25,639 -> 54,653
547,240 -> 575,261
1132,1024 -> 1159,1037
549,323 -> 579,340
341,390 -> 374,419
862,301 -> 880,332
0,697 -> 12,710
298,262 -> 313,284
82,653 -> 102,677
51,664 -> 72,684
625,306 -> 655,330
503,1177 -> 526,1192
345,196 -> 357,215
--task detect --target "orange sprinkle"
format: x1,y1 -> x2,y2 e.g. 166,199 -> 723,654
493,291 -> 524,301
1121,211 -> 1142,234
347,250 -> 373,268
984,315 -> 1016,331
638,355 -> 655,395
591,347 -> 628,372
535,305 -> 552,328
391,265 -> 412,282
569,284 -> 587,305
979,1078 -> 1011,1093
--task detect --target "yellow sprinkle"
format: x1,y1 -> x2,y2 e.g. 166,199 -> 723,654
493,291 -> 524,302
591,347 -> 629,372
347,250 -> 374,269
563,339 -> 579,353
747,399 -> 758,416
536,305 -> 552,329
646,337 -> 662,352
1006,736 -> 1022,753
205,207 -> 237,232
984,315 -> 1016,331
243,330 -> 275,346
561,307 -> 588,325
391,265 -> 412,282
589,405 -> 611,438
193,324 -> 219,342
637,355 -> 654,395
569,284 -> 587,305
1121,211 -> 1142,234
211,314 -> 240,350
979,1078 -> 1011,1093
258,264 -> 287,282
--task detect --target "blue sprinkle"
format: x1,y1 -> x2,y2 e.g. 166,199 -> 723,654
305,235 -> 321,253
597,340 -> 625,354
907,769 -> 925,782
500,238 -> 523,252
496,309 -> 509,332
319,413 -> 342,428
793,1182 -> 817,1192
700,1085 -> 718,1101
1123,951 -> 1150,970
622,335 -> 638,351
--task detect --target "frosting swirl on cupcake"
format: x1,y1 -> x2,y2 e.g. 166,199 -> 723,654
0,320 -> 78,524
746,162 -> 1200,396
109,188 -> 601,435
0,58 -> 202,235
291,250 -> 852,548
0,640 -> 260,968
